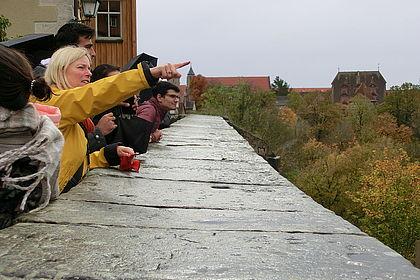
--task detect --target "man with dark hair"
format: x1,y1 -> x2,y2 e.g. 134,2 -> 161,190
35,23 -> 96,74
110,81 -> 180,154
54,22 -> 96,58
143,81 -> 180,142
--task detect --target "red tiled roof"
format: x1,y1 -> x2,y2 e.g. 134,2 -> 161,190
205,76 -> 271,90
291,88 -> 331,93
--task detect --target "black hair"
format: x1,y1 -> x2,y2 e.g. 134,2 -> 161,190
91,64 -> 121,82
0,46 -> 52,110
55,22 -> 94,49
152,81 -> 180,98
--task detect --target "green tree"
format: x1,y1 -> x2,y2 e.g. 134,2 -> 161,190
323,119 -> 355,151
378,82 -> 420,137
287,91 -> 342,141
202,82 -> 278,126
295,139 -> 407,222
271,76 -> 290,96
201,82 -> 293,161
201,84 -> 236,118
345,94 -> 377,142
0,15 -> 11,42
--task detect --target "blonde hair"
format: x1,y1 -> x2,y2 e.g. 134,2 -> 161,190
45,46 -> 91,90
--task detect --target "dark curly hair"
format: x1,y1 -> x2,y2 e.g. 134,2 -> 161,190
55,22 -> 94,49
152,81 -> 180,98
91,64 -> 121,82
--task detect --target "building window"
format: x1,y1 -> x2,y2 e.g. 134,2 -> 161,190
96,0 -> 121,39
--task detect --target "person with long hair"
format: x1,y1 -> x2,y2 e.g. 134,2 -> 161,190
0,45 -> 64,228
41,46 -> 188,192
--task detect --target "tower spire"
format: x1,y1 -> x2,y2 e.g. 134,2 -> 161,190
187,65 -> 195,76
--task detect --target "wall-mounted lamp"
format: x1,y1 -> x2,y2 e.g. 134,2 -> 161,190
75,0 -> 101,23
82,0 -> 101,18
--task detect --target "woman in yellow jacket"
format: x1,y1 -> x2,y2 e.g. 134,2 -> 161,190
41,46 -> 188,192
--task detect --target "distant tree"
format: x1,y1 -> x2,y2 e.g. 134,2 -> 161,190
350,150 -> 419,263
201,84 -> 234,117
323,119 -> 355,151
278,107 -> 297,128
373,113 -> 413,143
286,91 -> 305,113
271,76 -> 290,96
189,74 -> 208,109
0,15 -> 11,42
379,82 -> 420,137
295,143 -> 370,216
390,82 -> 420,91
287,91 -> 342,141
345,94 -> 377,142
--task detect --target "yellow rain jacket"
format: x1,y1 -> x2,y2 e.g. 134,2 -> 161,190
39,63 -> 155,192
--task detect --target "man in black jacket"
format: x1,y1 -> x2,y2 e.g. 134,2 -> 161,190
108,81 -> 180,154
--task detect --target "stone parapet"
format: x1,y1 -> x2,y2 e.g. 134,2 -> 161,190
0,114 -> 418,279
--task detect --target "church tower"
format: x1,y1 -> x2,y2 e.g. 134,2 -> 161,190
187,66 -> 195,87
185,66 -> 196,110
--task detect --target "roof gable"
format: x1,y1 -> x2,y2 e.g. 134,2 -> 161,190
332,71 -> 386,84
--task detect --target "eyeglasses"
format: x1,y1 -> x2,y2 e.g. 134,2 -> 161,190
166,94 -> 180,99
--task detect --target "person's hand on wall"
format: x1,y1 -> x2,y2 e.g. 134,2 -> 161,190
150,129 -> 163,143
96,112 -> 117,136
116,146 -> 134,158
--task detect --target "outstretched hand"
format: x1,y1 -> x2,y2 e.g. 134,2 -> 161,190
150,61 -> 190,79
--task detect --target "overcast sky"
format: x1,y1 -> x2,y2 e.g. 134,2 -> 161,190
137,0 -> 420,88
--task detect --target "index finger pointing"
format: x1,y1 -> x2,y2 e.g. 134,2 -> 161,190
174,61 -> 190,69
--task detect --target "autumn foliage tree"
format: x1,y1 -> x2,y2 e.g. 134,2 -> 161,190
278,107 -> 297,128
373,113 -> 413,143
379,83 -> 420,138
350,150 -> 419,262
189,74 -> 208,108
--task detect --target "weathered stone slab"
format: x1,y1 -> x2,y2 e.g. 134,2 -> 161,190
143,144 -> 265,162
18,199 -> 361,234
56,173 -> 323,213
0,223 -> 417,280
91,163 -> 286,186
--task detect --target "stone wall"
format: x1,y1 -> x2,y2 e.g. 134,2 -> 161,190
1,0 -> 73,37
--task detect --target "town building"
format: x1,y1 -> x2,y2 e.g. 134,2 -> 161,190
0,0 -> 137,68
331,71 -> 386,105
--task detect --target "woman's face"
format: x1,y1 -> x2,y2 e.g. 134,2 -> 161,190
65,55 -> 91,88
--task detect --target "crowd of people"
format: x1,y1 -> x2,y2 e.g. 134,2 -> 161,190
0,22 -> 188,228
